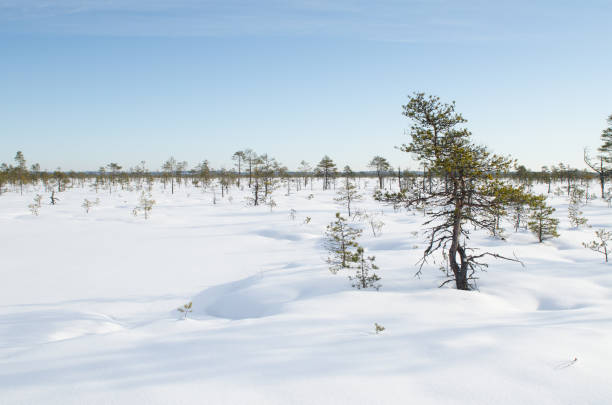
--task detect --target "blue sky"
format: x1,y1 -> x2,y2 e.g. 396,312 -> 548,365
1,1 -> 611,171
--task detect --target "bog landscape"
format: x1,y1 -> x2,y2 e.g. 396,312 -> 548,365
2,96 -> 612,404
2,2 -> 612,404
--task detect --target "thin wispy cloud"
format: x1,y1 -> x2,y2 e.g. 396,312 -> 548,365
0,0 -> 574,42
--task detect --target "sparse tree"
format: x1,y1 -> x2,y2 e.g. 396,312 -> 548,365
511,200 -> 528,232
298,160 -> 312,190
0,163 -> 9,195
527,196 -> 560,242
232,151 -> 246,187
49,190 -> 59,205
194,160 -> 212,189
267,198 -> 277,212
28,194 -> 42,216
243,149 -> 257,188
14,151 -> 27,195
316,155 -> 337,190
583,229 -> 611,262
82,198 -> 100,214
133,191 -> 155,219
334,172 -> 362,217
584,114 -> 612,198
349,247 -> 381,290
369,156 -> 391,189
376,93 -> 529,290
366,212 -> 385,237
324,212 -> 362,273
106,163 -> 122,194
177,302 -> 193,319
161,157 -> 185,194
568,188 -> 588,228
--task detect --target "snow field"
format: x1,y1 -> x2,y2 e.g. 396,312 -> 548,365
1,181 -> 611,404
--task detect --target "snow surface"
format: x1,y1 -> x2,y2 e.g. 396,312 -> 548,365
1,181 -> 611,404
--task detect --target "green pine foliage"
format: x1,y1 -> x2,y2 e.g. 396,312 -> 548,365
376,92 -> 532,290
527,196 -> 560,242
369,156 -> 391,189
324,212 -> 362,274
568,188 -> 588,228
349,247 -> 381,290
599,114 -> 612,161
316,155 -> 337,190
334,177 -> 362,217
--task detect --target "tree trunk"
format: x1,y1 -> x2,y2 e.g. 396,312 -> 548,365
448,181 -> 470,290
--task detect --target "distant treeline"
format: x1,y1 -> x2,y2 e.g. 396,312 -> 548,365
0,150 -> 600,196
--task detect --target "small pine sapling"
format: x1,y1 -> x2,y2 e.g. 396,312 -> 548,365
28,203 -> 39,216
334,178 -> 362,217
324,212 -> 362,273
81,198 -> 100,213
488,205 -> 507,238
511,201 -> 528,232
28,194 -> 43,216
527,196 -> 560,243
49,191 -> 59,205
133,191 -> 156,219
374,323 -> 385,334
267,198 -> 277,212
177,301 -> 193,319
350,247 -> 381,290
353,209 -> 385,237
366,213 -> 385,238
304,216 -> 311,224
568,188 -> 589,228
583,229 -> 611,262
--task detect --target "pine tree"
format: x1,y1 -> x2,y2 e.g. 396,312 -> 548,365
106,162 -> 122,195
82,198 -> 100,214
194,160 -> 212,189
133,191 -> 155,219
28,194 -> 42,216
334,174 -> 362,217
0,163 -> 9,195
14,151 -> 27,195
349,247 -> 381,290
49,190 -> 60,205
316,156 -> 337,190
584,113 -> 612,198
568,188 -> 588,228
511,200 -> 528,232
324,212 -> 362,273
369,156 -> 391,189
162,157 -> 186,194
583,229 -> 611,262
377,92 -> 530,290
527,196 -> 560,242
232,151 -> 245,187
298,160 -> 312,190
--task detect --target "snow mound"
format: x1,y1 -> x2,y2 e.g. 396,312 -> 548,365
191,268 -> 345,320
252,228 -> 304,241
0,309 -> 123,347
